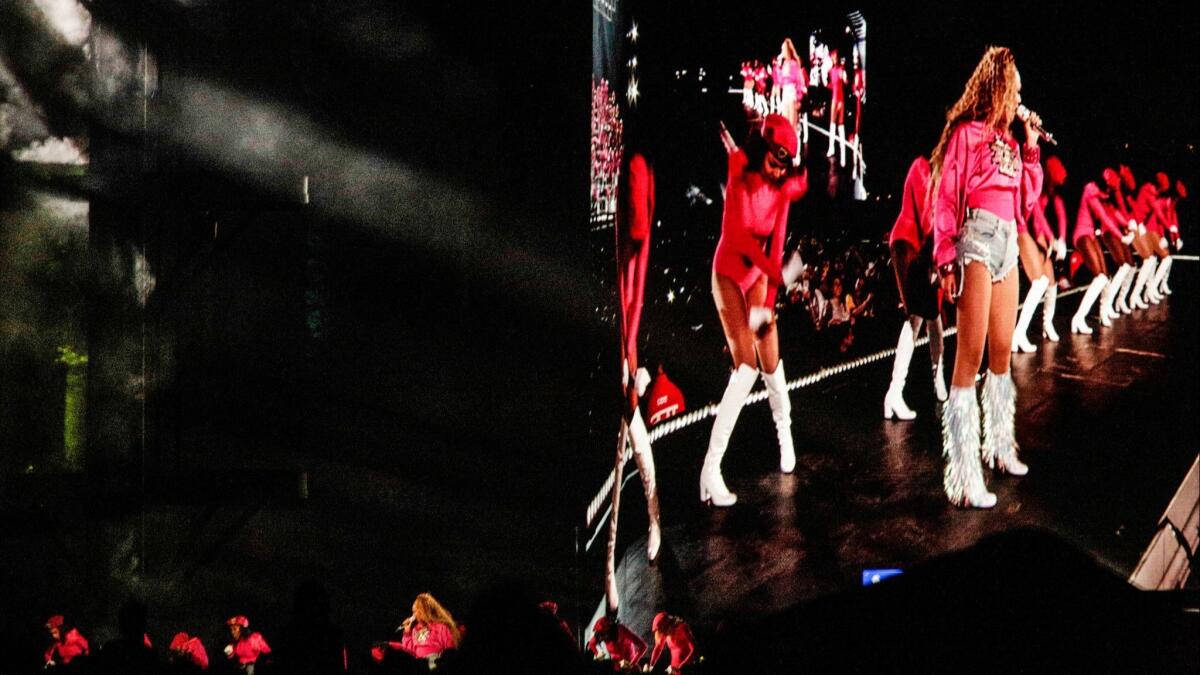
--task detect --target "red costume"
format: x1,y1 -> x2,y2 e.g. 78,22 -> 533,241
586,619 -> 646,664
713,116 -> 806,308
170,632 -> 210,670
932,121 -> 1043,267
1074,182 -> 1123,244
618,153 -> 653,370
828,60 -> 847,121
44,618 -> 90,667
649,613 -> 696,670
888,157 -> 932,249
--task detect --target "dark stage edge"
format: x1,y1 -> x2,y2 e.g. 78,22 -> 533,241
602,262 -> 1199,641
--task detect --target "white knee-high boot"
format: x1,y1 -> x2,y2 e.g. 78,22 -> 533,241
837,124 -> 847,166
1129,258 -> 1155,309
1157,256 -> 1174,294
761,360 -> 795,473
629,408 -> 661,561
1072,275 -> 1107,334
1116,263 -> 1136,313
928,317 -> 948,402
826,118 -> 836,157
981,370 -> 1028,476
1098,268 -> 1123,326
884,318 -> 921,420
1012,276 -> 1050,352
1145,259 -> 1164,303
1042,281 -> 1060,341
700,364 -> 758,506
942,386 -> 996,508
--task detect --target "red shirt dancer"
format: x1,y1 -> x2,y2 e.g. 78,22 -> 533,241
169,632 -> 210,670
611,149 -> 661,570
1124,172 -> 1172,307
586,617 -> 647,666
825,51 -> 849,164
932,46 -> 1043,509
224,616 -> 271,671
44,615 -> 90,667
1011,154 -> 1068,352
884,156 -> 947,421
649,612 -> 696,671
703,113 -> 806,507
1070,178 -> 1126,332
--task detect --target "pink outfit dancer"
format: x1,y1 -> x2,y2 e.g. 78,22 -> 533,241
825,51 -> 848,164
1011,155 -> 1068,352
702,114 -> 806,507
586,617 -> 647,665
883,156 -> 948,420
931,46 -> 1043,509
1123,171 -> 1172,308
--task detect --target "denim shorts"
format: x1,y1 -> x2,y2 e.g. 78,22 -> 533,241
956,208 -> 1019,283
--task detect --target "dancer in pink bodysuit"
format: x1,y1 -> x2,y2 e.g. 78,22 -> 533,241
1069,172 -> 1126,333
702,114 -> 807,507
1152,177 -> 1186,295
931,46 -> 1044,509
825,50 -> 848,165
883,156 -> 947,421
1122,168 -> 1172,308
1011,155 -> 1068,351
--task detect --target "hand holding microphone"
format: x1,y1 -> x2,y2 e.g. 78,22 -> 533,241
1016,104 -> 1056,146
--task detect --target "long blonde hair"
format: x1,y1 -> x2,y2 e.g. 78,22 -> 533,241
929,46 -> 1020,203
778,38 -> 799,64
413,593 -> 460,646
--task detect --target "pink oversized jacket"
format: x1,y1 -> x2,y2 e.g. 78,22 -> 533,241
933,121 -> 1042,267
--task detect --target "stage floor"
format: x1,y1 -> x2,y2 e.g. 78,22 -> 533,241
604,262 -> 1198,636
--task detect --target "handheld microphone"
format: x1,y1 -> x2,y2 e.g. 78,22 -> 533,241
1016,105 -> 1057,146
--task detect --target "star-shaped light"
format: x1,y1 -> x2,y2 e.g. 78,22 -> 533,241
626,76 -> 640,106
666,289 -> 676,303
627,22 -> 638,42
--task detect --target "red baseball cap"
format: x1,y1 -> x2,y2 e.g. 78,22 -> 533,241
761,114 -> 797,162
46,615 -> 65,630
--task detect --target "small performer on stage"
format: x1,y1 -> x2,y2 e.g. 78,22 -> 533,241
1122,166 -> 1172,308
396,593 -> 460,659
1153,178 -> 1186,295
825,50 -> 848,166
1011,155 -> 1068,351
883,155 -> 948,420
1098,168 -> 1140,316
614,144 -> 661,563
44,615 -> 90,668
932,46 -> 1043,508
703,114 -> 806,507
1069,170 -> 1127,333
770,40 -> 802,127
168,632 -> 210,671
648,612 -> 697,672
224,616 -> 271,673
586,617 -> 647,668
850,45 -> 867,181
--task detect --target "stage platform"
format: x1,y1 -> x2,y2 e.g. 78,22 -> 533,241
602,262 -> 1199,642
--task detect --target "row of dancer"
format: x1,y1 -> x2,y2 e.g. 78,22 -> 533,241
882,156 -> 1187,419
1057,165 -> 1183,337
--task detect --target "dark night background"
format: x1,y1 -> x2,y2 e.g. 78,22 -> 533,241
0,0 -> 1196,672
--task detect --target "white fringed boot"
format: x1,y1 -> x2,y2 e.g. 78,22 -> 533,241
981,370 -> 1028,476
942,386 -> 996,508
